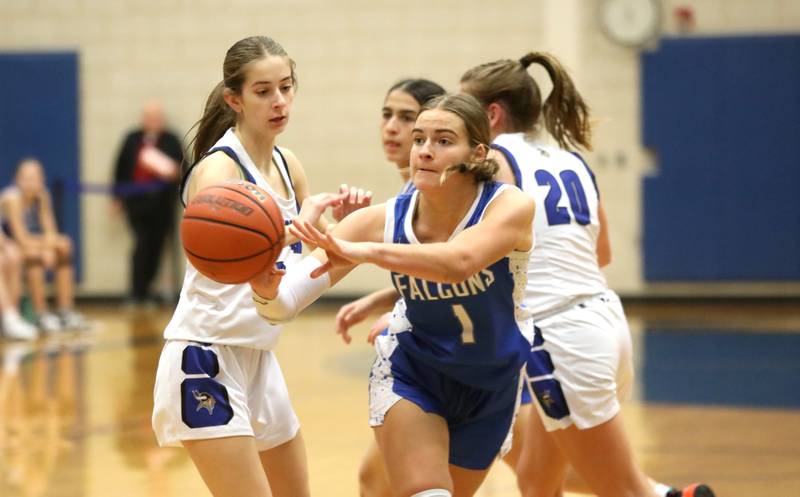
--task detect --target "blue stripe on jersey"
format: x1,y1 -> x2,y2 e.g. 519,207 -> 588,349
273,147 -> 302,212
179,146 -> 256,206
569,151 -> 599,198
398,181 -> 416,196
465,181 -> 501,228
206,146 -> 257,184
391,192 -> 414,244
389,181 -> 529,390
490,144 -> 523,189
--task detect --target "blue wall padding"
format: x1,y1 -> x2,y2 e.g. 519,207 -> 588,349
643,328 -> 800,409
642,35 -> 800,281
0,52 -> 82,280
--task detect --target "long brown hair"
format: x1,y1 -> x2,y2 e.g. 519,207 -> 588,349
420,94 -> 499,183
186,36 -> 296,166
461,52 -> 591,151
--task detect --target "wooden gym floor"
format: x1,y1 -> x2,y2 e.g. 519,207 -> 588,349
0,300 -> 798,497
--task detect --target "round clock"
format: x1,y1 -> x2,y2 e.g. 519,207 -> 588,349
599,0 -> 663,48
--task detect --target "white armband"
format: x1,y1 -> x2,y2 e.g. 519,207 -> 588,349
252,256 -> 331,324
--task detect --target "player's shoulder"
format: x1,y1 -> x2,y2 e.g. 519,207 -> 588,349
495,182 -> 531,204
0,186 -> 22,207
489,183 -> 535,218
195,150 -> 240,175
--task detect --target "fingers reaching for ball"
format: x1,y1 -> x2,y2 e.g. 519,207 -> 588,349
332,183 -> 373,222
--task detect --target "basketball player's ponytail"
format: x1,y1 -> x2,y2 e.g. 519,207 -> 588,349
519,52 -> 591,151
460,51 -> 592,151
188,82 -> 237,164
519,53 -> 537,69
441,156 -> 499,184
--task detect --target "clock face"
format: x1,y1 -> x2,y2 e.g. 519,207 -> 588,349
600,0 -> 662,47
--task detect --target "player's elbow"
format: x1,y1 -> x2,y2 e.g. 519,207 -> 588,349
440,251 -> 479,284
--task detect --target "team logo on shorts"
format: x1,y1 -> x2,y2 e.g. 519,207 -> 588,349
540,389 -> 556,409
192,389 -> 216,415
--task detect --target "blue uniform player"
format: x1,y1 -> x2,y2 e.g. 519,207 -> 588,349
333,77 -> 448,496
250,93 -> 535,497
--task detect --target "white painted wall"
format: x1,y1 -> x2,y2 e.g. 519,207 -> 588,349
1,0 -> 798,296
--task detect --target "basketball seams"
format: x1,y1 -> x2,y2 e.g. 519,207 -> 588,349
183,245 -> 274,263
217,185 -> 283,242
182,216 -> 280,252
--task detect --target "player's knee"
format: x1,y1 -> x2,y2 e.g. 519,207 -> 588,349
516,470 -> 534,496
401,477 -> 452,497
24,253 -> 44,268
515,458 -> 561,497
5,246 -> 23,266
358,457 -> 389,497
56,235 -> 73,258
410,490 -> 451,497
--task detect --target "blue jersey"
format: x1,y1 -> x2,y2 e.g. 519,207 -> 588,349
384,181 -> 532,390
398,180 -> 415,196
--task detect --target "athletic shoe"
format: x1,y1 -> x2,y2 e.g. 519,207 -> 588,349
2,311 -> 38,340
59,309 -> 89,331
37,312 -> 63,334
667,483 -> 715,497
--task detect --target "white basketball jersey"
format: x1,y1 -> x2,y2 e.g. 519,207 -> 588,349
165,129 -> 302,350
493,133 -> 607,319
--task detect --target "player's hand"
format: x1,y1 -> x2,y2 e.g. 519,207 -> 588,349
289,219 -> 370,278
331,184 -> 372,222
335,294 -> 376,338
248,264 -> 286,300
366,312 -> 391,345
296,191 -> 349,230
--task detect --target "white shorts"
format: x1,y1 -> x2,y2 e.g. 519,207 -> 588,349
152,340 -> 300,451
525,290 -> 633,431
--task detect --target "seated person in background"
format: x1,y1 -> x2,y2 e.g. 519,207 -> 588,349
0,229 -> 37,340
1,158 -> 87,333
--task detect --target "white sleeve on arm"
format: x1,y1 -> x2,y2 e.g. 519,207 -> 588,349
251,256 -> 331,324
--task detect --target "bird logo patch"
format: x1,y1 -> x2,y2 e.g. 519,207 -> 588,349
192,389 -> 216,415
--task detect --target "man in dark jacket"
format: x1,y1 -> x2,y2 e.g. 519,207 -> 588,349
113,99 -> 183,305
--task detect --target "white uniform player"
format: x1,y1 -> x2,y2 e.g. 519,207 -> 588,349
493,132 -> 633,431
152,128 -> 302,450
460,51 -> 712,497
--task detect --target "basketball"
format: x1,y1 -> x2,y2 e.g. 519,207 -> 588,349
180,181 -> 285,284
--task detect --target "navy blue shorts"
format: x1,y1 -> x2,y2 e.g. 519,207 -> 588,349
370,332 -> 520,470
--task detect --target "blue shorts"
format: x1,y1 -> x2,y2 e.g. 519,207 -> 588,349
369,332 -> 521,470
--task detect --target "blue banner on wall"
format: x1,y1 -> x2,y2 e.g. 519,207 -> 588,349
642,35 -> 800,281
0,52 -> 81,280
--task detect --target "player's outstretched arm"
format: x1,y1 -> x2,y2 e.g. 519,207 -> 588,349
251,204 -> 386,326
291,188 -> 535,284
335,286 -> 399,337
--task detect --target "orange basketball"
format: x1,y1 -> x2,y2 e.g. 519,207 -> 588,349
181,181 -> 285,284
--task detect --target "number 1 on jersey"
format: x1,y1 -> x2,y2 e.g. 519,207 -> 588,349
452,304 -> 475,344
